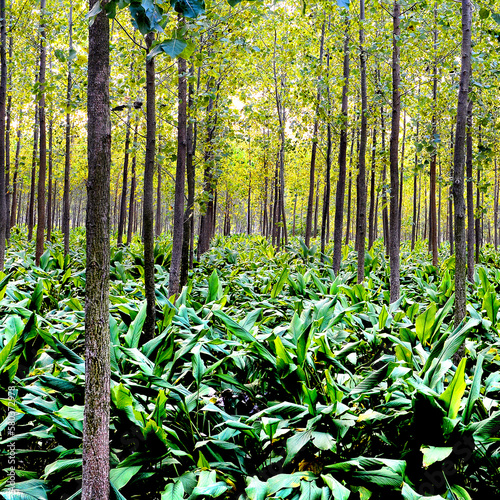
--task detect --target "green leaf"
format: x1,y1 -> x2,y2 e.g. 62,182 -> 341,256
170,0 -> 205,18
284,430 -> 312,465
110,466 -> 142,490
161,481 -> 184,500
320,475 -> 350,500
415,303 -> 436,345
271,267 -> 289,299
462,353 -> 484,424
148,38 -> 187,61
421,446 -> 453,467
447,484 -> 472,500
207,269 -> 223,302
439,357 -> 466,419
124,300 -> 147,348
44,458 -> 82,477
29,280 -> 44,313
482,291 -> 500,324
479,8 -> 490,20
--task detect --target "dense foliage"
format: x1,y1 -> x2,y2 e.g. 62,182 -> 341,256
1,233 -> 500,499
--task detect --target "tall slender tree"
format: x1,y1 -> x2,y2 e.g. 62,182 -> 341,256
169,50 -> 187,297
63,0 -> 73,256
143,32 -> 156,339
389,0 -> 401,303
453,0 -> 472,328
82,0 -> 111,497
332,26 -> 349,275
35,0 -> 47,266
356,0 -> 367,283
0,0 -> 6,270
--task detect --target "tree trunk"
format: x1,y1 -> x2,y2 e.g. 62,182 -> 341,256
126,116 -> 138,246
411,122 -> 419,250
495,159 -> 498,250
313,177 -> 319,238
381,106 -> 389,254
9,126 -> 20,230
247,172 -> 251,234
46,118 -> 53,241
63,1 -> 72,256
83,1 -> 111,498
198,80 -> 217,256
388,0 -> 401,303
169,50 -> 187,297
475,157 -> 480,264
4,35 -> 11,242
452,0 -> 472,328
35,0 -> 47,266
180,67 -> 196,286
117,107 -> 131,246
155,135 -> 162,237
305,21 -> 325,247
398,112 -> 406,241
332,29 -> 349,274
368,126 -> 377,249
0,0 -> 6,269
356,0 -> 368,283
466,98 -> 474,281
321,49 -> 332,258
143,32 -> 156,339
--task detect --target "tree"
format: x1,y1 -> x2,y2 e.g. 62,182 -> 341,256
356,0 -> 368,283
389,0 -> 401,303
143,32 -> 156,340
0,0 -> 6,271
35,0 -> 47,266
169,50 -> 187,297
82,0 -> 111,497
452,0 -> 472,328
332,23 -> 349,275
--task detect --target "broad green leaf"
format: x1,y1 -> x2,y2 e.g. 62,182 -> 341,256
421,446 -> 453,467
462,353 -> 484,424
110,466 -> 141,490
415,303 -> 436,345
482,291 -> 500,324
161,481 -> 184,500
439,357 -> 466,419
320,474 -> 349,500
271,267 -> 289,299
170,0 -> 205,18
124,300 -> 147,348
207,269 -> 223,302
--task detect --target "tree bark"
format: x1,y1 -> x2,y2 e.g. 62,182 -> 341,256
466,98 -> 474,281
389,0 -> 401,303
0,0 -> 6,270
46,118 -> 53,241
368,126 -> 377,249
332,29 -> 349,274
452,0 -> 472,328
356,0 -> 367,283
143,33 -> 156,339
169,52 -> 187,297
117,107 -> 131,246
126,116 -> 139,246
9,126 -> 20,231
321,48 -> 332,258
305,21 -> 325,247
83,1 -> 111,498
155,135 -> 162,237
180,67 -> 196,287
35,0 -> 47,266
63,0 -> 72,256
4,35 -> 11,242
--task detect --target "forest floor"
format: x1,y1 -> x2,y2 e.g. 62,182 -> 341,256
1,231 -> 499,499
